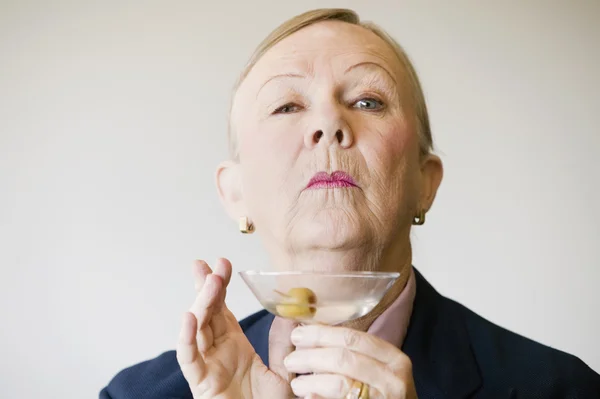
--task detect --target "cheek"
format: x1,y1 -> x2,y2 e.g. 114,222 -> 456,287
362,118 -> 417,176
360,118 -> 421,220
239,119 -> 304,168
238,121 -> 304,209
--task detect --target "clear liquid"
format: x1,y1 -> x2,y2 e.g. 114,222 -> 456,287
264,297 -> 380,325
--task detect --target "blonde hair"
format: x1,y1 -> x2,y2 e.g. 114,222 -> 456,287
228,8 -> 433,158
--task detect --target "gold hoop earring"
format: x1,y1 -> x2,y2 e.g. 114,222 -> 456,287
239,217 -> 255,234
412,209 -> 426,226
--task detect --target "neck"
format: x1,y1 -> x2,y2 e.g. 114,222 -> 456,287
341,242 -> 412,332
266,231 -> 413,332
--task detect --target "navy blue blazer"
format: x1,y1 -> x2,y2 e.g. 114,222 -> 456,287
101,269 -> 600,398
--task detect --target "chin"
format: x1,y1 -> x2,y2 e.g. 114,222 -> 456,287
296,209 -> 371,251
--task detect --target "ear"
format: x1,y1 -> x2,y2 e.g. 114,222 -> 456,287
419,154 -> 444,212
215,160 -> 247,221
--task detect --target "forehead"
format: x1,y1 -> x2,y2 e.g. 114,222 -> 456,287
246,21 -> 402,87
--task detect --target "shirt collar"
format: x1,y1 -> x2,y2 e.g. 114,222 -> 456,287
367,266 -> 417,348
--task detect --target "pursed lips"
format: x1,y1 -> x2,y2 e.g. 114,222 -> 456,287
305,171 -> 358,190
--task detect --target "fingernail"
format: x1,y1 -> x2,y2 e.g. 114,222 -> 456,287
284,354 -> 298,368
290,378 -> 299,389
290,378 -> 303,396
291,327 -> 304,344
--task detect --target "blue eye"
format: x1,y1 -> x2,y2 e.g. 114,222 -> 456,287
273,103 -> 301,114
353,98 -> 384,110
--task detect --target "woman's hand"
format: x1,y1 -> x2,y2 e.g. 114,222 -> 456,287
284,325 -> 417,399
176,258 -> 296,399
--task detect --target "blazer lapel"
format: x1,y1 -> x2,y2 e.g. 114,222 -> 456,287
246,309 -> 275,367
402,269 -> 482,398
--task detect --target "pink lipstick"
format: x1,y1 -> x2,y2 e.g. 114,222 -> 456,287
306,171 -> 358,189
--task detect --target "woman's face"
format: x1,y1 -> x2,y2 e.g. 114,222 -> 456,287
221,21 -> 440,270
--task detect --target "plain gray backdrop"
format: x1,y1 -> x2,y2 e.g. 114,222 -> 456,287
1,1 -> 599,397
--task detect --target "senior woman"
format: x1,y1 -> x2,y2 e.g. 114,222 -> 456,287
101,8 -> 599,399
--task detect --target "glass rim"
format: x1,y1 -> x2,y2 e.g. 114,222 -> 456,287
239,270 -> 400,279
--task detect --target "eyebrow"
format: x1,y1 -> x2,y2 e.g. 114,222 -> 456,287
255,61 -> 397,98
257,73 -> 305,98
345,61 -> 397,84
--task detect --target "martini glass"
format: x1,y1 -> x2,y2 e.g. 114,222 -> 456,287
239,270 -> 400,326
239,270 -> 399,398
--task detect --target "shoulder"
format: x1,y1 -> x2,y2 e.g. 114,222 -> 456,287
100,350 -> 188,399
99,311 -> 270,399
447,297 -> 600,397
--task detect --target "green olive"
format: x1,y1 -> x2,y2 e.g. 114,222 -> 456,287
276,287 -> 316,319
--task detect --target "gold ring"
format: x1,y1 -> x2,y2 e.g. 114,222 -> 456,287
346,379 -> 368,399
359,382 -> 370,399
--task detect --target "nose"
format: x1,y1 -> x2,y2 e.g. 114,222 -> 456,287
304,122 -> 354,149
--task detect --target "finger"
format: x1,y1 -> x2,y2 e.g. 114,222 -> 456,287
176,312 -> 207,386
291,373 -> 356,398
193,260 -> 212,292
190,274 -> 222,327
213,258 -> 232,288
290,325 -> 407,369
190,274 -> 223,352
300,394 -> 328,399
268,316 -> 298,383
284,347 -> 394,396
208,258 -> 233,338
212,258 -> 232,312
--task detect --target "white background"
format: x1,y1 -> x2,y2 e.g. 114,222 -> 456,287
1,1 -> 599,397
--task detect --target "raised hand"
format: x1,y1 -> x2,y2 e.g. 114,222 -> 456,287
177,258 -> 295,399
